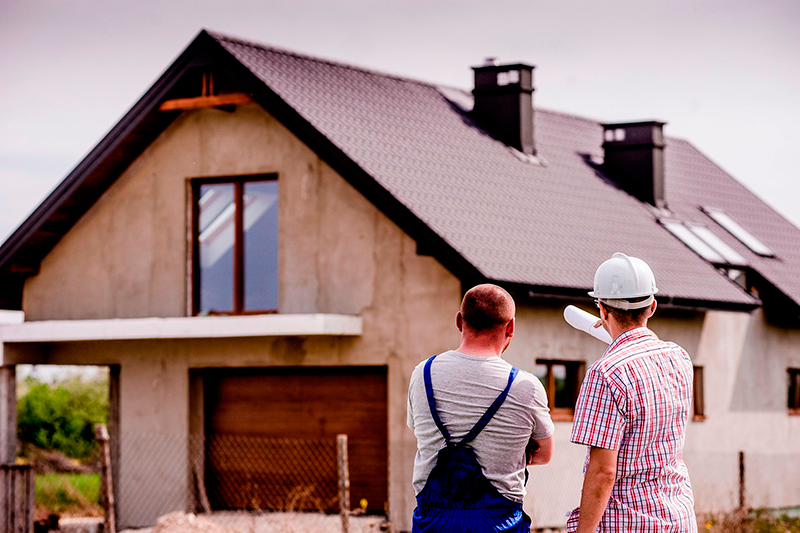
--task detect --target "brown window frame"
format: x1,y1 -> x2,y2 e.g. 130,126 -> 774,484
692,366 -> 706,421
789,368 -> 800,416
535,359 -> 585,422
191,174 -> 279,316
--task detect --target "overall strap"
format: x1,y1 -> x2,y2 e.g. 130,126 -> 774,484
459,366 -> 519,445
423,355 -> 452,444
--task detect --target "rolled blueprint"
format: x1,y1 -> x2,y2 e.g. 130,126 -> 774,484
563,305 -> 613,344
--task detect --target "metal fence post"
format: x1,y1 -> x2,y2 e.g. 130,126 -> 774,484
738,450 -> 746,512
337,434 -> 350,533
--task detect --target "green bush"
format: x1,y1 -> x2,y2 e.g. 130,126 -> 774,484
17,375 -> 108,460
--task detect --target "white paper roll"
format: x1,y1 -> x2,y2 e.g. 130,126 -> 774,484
563,305 -> 613,344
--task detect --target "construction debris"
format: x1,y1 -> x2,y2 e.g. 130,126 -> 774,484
151,512 -> 239,533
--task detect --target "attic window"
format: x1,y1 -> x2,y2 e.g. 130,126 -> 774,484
603,128 -> 626,142
659,219 -> 747,266
701,207 -> 775,257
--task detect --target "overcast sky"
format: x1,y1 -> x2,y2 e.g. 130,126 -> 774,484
1,0 -> 798,245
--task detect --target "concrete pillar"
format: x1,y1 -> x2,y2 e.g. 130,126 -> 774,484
0,366 -> 16,464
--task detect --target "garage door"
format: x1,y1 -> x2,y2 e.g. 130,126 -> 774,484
203,366 -> 387,513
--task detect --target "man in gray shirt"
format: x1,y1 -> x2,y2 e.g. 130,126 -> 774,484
407,284 -> 555,532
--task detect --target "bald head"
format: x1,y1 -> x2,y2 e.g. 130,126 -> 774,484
460,284 -> 515,333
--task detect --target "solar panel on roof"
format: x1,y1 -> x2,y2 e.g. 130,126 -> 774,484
702,207 -> 776,257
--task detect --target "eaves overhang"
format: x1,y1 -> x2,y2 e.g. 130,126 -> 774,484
496,281 -> 761,313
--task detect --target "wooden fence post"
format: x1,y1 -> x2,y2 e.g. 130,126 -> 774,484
0,464 -> 34,533
96,424 -> 116,533
337,434 -> 350,533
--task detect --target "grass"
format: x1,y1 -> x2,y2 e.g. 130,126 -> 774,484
35,472 -> 103,517
699,509 -> 800,533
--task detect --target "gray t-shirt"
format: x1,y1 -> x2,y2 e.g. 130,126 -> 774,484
407,350 -> 554,503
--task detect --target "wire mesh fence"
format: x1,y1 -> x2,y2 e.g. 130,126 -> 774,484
112,432 -> 388,533
84,429 -> 799,533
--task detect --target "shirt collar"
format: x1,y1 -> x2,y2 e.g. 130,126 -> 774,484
606,326 -> 658,354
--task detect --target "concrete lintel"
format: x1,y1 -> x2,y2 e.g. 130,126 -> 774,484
0,313 -> 362,344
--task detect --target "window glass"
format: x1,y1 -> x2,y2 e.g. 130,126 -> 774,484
789,369 -> 800,411
661,220 -> 725,264
693,366 -> 705,420
552,364 -> 570,407
198,183 -> 235,313
688,225 -> 747,266
702,207 -> 775,257
243,181 -> 279,311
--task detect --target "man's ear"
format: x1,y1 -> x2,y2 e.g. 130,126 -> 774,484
649,300 -> 657,319
506,317 -> 515,338
456,311 -> 463,332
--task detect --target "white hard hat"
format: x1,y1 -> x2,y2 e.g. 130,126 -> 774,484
588,252 -> 658,310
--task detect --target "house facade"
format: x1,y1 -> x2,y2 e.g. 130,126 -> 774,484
1,31 -> 799,530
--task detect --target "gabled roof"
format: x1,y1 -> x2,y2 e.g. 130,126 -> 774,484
5,29 -> 799,317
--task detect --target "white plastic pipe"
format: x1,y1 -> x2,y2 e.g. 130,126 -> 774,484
563,305 -> 613,344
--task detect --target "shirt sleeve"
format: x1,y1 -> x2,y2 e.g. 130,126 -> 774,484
570,366 -> 626,450
530,375 -> 555,440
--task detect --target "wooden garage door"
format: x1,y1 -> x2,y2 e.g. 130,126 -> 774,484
204,367 -> 387,513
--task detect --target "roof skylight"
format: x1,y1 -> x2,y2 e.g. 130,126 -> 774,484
660,219 -> 748,266
687,224 -> 747,266
702,207 -> 775,257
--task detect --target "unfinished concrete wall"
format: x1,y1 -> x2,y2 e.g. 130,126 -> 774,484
17,104 -> 462,529
686,308 -> 800,513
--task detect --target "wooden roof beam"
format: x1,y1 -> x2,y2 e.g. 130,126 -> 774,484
159,93 -> 254,111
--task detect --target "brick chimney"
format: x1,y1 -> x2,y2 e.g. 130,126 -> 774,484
472,60 -> 535,155
602,121 -> 666,208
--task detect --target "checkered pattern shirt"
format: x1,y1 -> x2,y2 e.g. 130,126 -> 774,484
567,327 -> 697,532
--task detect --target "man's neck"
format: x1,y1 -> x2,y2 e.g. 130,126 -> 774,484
456,339 -> 502,358
608,323 -> 647,342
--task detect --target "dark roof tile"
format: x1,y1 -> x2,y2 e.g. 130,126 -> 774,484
213,32 -> 763,306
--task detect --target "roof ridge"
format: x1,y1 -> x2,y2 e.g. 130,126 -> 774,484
205,29 -> 440,89
207,30 -> 615,128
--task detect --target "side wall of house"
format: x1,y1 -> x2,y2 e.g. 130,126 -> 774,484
18,105 -> 463,529
686,308 -> 800,513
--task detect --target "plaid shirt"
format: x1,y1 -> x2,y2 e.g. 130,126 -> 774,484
567,327 -> 697,532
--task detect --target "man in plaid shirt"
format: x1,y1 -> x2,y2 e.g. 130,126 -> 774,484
568,253 -> 696,532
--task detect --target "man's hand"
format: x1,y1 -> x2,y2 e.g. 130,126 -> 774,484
526,435 -> 554,465
575,446 -> 618,533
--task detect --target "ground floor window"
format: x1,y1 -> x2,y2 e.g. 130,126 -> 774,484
533,359 -> 584,421
789,368 -> 800,415
693,366 -> 706,421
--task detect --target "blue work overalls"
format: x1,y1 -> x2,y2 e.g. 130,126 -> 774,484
412,355 -> 531,533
